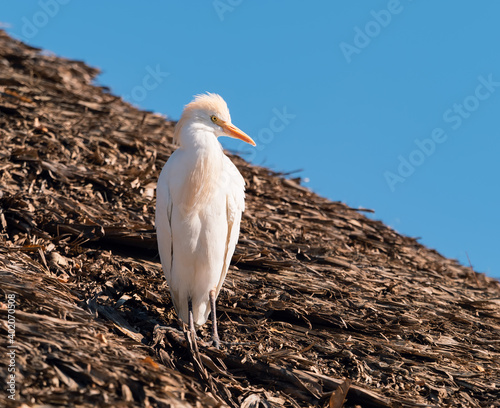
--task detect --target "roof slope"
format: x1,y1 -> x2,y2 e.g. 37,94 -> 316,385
0,30 -> 499,408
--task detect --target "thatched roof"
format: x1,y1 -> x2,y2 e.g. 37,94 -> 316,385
0,30 -> 499,408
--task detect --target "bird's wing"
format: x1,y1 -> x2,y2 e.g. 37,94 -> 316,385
214,158 -> 245,297
155,168 -> 174,284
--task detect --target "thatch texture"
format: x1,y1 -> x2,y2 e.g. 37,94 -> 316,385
0,30 -> 499,407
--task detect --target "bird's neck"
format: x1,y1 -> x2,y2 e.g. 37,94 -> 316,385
178,121 -> 222,152
176,122 -> 225,212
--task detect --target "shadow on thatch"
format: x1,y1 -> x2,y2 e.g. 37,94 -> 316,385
0,30 -> 499,407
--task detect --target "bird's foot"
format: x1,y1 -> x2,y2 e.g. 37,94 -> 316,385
211,334 -> 221,349
154,325 -> 183,336
206,337 -> 253,349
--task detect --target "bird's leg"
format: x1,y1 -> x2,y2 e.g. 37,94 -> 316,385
188,299 -> 196,337
209,289 -> 220,349
185,298 -> 199,350
183,299 -> 212,385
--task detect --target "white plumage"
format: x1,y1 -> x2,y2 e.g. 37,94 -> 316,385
155,93 -> 255,346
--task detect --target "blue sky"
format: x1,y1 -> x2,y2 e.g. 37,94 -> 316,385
1,1 -> 498,279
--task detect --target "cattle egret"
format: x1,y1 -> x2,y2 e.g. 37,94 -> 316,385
156,93 -> 256,348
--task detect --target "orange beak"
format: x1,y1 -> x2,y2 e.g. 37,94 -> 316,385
221,122 -> 256,146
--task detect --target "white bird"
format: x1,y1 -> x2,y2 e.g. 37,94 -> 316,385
156,93 -> 255,348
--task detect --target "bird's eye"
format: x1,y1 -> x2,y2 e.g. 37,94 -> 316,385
210,115 -> 218,123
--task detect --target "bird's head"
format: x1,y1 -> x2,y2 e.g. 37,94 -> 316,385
174,93 -> 256,146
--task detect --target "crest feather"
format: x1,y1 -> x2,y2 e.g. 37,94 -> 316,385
173,93 -> 230,143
